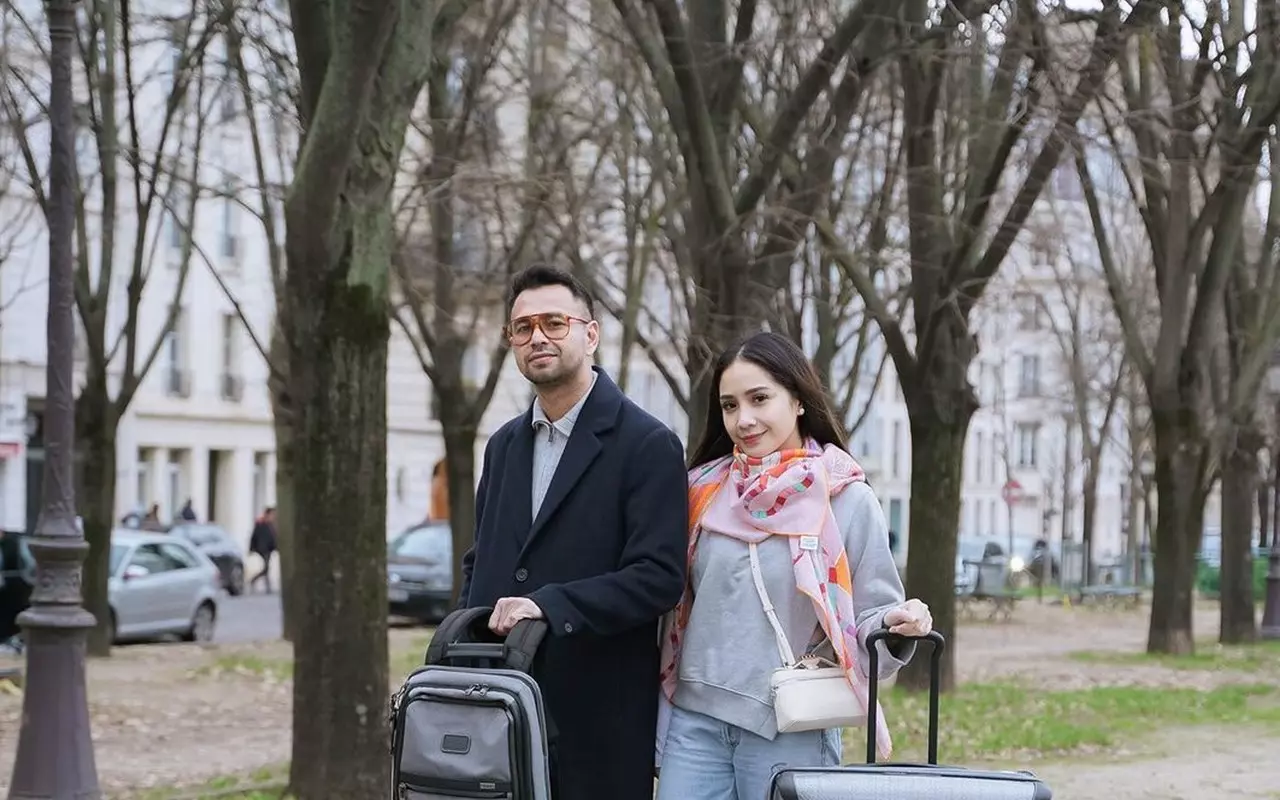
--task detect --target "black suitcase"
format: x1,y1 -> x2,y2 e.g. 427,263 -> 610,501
768,629 -> 1052,799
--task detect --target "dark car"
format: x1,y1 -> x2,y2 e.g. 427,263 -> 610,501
387,522 -> 453,623
0,530 -> 34,643
168,523 -> 246,596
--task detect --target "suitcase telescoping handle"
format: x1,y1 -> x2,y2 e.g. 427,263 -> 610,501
865,629 -> 945,765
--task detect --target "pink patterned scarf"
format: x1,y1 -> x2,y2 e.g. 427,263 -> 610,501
657,440 -> 894,759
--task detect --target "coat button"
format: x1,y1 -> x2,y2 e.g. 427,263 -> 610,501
515,568 -> 528,582
563,623 -> 573,633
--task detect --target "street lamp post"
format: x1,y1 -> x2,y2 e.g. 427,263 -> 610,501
6,0 -> 101,797
1260,355 -> 1280,640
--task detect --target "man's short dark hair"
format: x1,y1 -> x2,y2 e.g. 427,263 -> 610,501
506,264 -> 595,319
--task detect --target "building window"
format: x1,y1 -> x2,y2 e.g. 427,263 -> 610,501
975,431 -> 986,485
136,455 -> 150,510
220,314 -> 242,401
1015,293 -> 1043,331
220,180 -> 238,261
890,421 -> 902,478
1018,355 -> 1041,398
166,458 -> 182,521
1016,423 -> 1039,468
167,186 -> 185,251
164,311 -> 189,397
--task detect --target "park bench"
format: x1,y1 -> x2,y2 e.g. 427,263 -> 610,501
956,557 -> 1020,622
1075,584 -> 1142,609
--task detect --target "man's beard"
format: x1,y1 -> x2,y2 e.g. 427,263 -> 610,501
525,352 -> 577,386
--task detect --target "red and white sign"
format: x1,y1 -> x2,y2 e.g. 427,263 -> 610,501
1001,479 -> 1023,505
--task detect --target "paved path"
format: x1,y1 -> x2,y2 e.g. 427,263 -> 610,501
213,592 -> 282,644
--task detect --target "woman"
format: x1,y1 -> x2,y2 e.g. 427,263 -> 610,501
655,331 -> 932,799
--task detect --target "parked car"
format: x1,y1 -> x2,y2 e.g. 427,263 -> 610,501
108,528 -> 221,643
0,530 -> 34,643
387,522 -> 453,623
168,522 -> 246,595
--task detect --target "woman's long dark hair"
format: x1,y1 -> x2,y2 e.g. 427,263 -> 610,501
688,331 -> 849,469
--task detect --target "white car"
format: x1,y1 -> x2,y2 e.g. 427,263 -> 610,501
108,529 -> 221,643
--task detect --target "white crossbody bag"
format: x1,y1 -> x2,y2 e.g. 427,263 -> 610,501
748,541 -> 867,733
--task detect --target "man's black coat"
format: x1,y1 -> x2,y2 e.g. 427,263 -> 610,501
460,368 -> 688,800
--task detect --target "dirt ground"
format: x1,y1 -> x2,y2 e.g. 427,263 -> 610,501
0,601 -> 1277,799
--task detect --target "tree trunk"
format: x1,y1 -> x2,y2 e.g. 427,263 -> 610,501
1257,478 -> 1270,550
272,408 -> 297,642
684,240 -> 759,450
269,323 -> 297,641
77,389 -> 117,657
1146,421 -> 1210,654
439,399 -> 479,606
896,390 -> 974,693
1080,463 -> 1099,587
286,268 -> 391,799
1219,427 -> 1259,643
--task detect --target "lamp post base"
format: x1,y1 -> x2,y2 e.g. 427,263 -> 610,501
7,536 -> 100,800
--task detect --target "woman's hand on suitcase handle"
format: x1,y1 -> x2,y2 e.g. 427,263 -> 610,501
489,596 -> 544,634
883,598 -> 932,637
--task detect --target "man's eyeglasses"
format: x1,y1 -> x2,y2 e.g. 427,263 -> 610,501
504,313 -> 592,346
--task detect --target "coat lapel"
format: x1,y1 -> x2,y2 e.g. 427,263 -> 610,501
519,369 -> 622,558
507,410 -> 536,539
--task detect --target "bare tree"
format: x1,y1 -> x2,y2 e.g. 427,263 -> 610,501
1073,1 -> 1280,653
603,0 -> 993,443
0,88 -> 43,314
1215,134 -> 1280,644
822,1 -> 1161,690
280,0 -> 438,793
1030,212 -> 1131,586
223,1 -> 299,638
2,0 -> 229,655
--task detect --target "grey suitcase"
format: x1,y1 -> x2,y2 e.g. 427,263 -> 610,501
391,607 -> 554,800
768,629 -> 1052,800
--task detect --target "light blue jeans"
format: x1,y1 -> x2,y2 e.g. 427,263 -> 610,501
655,705 -> 842,800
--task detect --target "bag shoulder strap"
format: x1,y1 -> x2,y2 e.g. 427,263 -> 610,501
425,606 -> 493,665
502,619 -> 548,673
747,542 -> 796,667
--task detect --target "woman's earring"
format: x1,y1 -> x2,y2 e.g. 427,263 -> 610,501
798,406 -> 805,415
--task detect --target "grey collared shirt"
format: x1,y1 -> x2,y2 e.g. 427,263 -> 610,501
530,372 -> 598,519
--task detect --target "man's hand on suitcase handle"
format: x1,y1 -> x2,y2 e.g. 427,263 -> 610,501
883,598 -> 932,637
490,597 -> 544,634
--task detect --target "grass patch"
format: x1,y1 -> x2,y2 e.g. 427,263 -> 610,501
192,653 -> 292,680
1069,639 -> 1280,671
186,632 -> 433,684
845,681 -> 1280,763
391,634 -> 433,680
128,764 -> 287,799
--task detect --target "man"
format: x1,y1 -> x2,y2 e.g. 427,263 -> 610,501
248,507 -> 277,593
460,265 -> 688,800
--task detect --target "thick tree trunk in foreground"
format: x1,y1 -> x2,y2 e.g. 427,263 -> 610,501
897,379 -> 975,693
287,267 -> 391,799
1147,420 -> 1210,654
